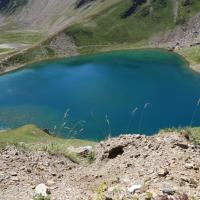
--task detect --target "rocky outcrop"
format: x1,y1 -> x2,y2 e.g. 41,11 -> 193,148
0,131 -> 199,199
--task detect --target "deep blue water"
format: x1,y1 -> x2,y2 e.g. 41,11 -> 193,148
0,49 -> 200,140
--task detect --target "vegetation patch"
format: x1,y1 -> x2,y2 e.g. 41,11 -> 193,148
0,48 -> 10,53
188,127 -> 200,144
0,125 -> 96,164
2,1 -> 200,70
0,31 -> 43,44
66,0 -> 175,47
178,46 -> 200,65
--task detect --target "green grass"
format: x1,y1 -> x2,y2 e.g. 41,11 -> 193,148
66,0 -> 175,48
64,0 -> 200,57
33,195 -> 50,200
181,0 -> 200,18
188,127 -> 200,144
0,31 -> 43,44
0,125 -> 96,164
2,1 -> 200,70
0,48 -> 11,53
178,46 -> 200,66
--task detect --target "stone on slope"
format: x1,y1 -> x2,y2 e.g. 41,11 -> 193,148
34,183 -> 51,198
127,184 -> 142,194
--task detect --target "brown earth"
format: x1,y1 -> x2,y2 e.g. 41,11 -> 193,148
0,131 -> 199,200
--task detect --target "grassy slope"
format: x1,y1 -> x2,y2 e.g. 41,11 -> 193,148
0,125 -> 96,164
178,46 -> 200,67
0,125 -> 199,146
65,0 -> 200,64
0,31 -> 43,44
0,1 -> 174,66
66,0 -> 175,48
175,0 -> 200,67
0,0 -> 43,46
0,48 -> 10,53
188,127 -> 200,144
2,0 -> 200,68
65,1 -> 200,48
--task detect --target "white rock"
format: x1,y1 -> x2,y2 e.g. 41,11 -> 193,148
135,134 -> 141,139
127,184 -> 142,194
34,183 -> 50,197
85,145 -> 93,150
46,179 -> 55,186
185,163 -> 194,169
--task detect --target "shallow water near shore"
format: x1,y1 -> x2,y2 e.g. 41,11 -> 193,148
0,49 -> 200,140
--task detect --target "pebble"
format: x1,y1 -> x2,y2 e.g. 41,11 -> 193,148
10,172 -> 17,176
185,163 -> 194,169
158,169 -> 169,177
46,179 -> 55,186
161,182 -> 176,195
10,177 -> 19,182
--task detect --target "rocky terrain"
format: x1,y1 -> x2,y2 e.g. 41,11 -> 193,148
0,131 -> 199,200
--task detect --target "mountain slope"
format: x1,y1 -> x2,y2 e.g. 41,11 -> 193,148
0,0 -> 200,73
0,0 -> 121,33
0,0 -> 121,52
66,0 -> 200,48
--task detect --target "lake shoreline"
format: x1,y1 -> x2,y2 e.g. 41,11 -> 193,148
0,47 -> 198,76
